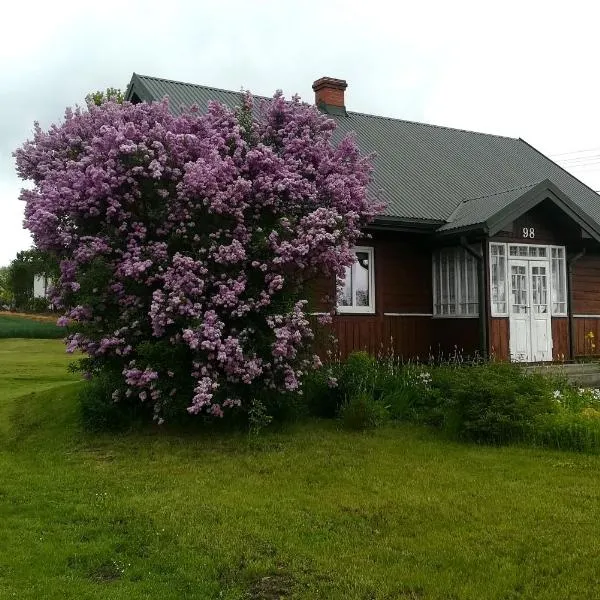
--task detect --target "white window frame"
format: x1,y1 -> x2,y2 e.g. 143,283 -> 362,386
432,247 -> 479,318
489,242 -> 568,317
336,246 -> 376,314
489,242 -> 509,317
550,245 -> 568,316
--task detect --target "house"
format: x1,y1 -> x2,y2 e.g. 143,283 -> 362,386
33,274 -> 51,300
126,73 -> 600,362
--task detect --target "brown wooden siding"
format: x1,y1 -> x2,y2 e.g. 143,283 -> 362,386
574,318 -> 600,357
322,315 -> 481,361
383,316 -> 433,359
572,253 -> 600,315
378,236 -> 432,313
307,231 -> 433,315
431,318 -> 479,359
490,318 -> 510,361
552,318 -> 569,361
310,230 -> 485,361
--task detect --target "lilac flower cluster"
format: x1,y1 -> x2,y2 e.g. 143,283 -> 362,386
15,91 -> 383,419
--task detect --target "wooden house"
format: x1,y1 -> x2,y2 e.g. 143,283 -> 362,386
126,73 -> 600,362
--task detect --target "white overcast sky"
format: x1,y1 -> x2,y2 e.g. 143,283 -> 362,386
2,0 -> 600,265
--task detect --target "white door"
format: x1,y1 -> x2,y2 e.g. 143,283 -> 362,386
528,261 -> 552,362
508,259 -> 552,362
509,260 -> 531,361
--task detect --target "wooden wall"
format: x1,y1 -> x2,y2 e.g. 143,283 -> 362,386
312,230 -> 480,361
573,318 -> 600,357
552,318 -> 569,361
571,253 -> 600,357
489,318 -> 509,361
572,253 -> 600,315
311,215 -> 600,362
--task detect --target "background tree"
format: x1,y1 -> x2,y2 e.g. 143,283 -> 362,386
14,92 -> 382,421
0,266 -> 11,307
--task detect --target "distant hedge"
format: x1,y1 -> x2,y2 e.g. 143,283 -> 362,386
0,315 -> 63,339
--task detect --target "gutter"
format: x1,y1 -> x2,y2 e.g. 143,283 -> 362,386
460,237 -> 488,359
568,248 -> 586,360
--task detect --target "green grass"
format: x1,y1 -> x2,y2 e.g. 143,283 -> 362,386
0,314 -> 63,339
2,340 -> 600,598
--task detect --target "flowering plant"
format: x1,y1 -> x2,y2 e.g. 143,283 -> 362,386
15,91 -> 382,420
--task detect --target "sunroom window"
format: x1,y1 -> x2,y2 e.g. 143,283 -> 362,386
489,243 -> 568,317
337,246 -> 375,314
490,243 -> 507,315
551,247 -> 567,315
432,247 -> 478,317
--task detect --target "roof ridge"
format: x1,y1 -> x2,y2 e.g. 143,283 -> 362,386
134,73 -> 519,141
460,182 -> 541,204
445,182 -> 541,224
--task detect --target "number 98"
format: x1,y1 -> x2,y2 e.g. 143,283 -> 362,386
522,227 -> 535,239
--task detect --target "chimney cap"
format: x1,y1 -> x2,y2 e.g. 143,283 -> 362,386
312,77 -> 348,92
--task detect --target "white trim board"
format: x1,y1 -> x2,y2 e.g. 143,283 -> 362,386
384,312 -> 433,317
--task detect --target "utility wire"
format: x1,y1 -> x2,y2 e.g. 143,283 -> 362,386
550,146 -> 600,158
558,154 -> 600,162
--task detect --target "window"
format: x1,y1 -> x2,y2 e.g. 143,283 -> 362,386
489,243 -> 568,317
432,247 -> 479,317
337,246 -> 375,313
490,243 -> 507,315
509,245 -> 547,258
551,246 -> 567,315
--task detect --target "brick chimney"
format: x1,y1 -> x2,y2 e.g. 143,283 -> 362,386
312,77 -> 348,115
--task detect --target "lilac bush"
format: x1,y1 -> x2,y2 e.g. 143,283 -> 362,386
15,92 -> 382,420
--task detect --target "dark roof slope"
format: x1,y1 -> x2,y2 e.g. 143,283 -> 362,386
440,183 -> 541,232
127,73 -> 600,230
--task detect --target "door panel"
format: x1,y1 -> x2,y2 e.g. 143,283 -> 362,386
529,261 -> 552,361
509,261 -> 531,362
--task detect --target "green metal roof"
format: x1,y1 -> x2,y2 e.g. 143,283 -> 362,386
439,180 -> 600,241
439,183 -> 541,233
126,73 -> 600,236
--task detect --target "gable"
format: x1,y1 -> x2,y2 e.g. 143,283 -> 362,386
438,180 -> 600,242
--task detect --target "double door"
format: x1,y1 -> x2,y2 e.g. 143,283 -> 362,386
508,259 -> 552,362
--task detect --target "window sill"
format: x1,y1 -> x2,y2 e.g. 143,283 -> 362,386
336,308 -> 376,315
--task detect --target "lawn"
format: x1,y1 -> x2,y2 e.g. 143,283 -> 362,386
2,340 -> 600,599
0,312 -> 63,339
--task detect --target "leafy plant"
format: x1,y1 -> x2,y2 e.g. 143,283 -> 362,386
15,89 -> 383,423
339,391 -> 389,430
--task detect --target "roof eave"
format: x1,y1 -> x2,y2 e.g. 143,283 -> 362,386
371,215 -> 444,233
435,223 -> 488,238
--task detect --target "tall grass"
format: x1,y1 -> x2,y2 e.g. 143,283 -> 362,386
0,314 -> 63,339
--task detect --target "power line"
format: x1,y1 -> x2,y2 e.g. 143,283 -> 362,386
550,146 -> 600,158
558,153 -> 600,162
560,159 -> 600,168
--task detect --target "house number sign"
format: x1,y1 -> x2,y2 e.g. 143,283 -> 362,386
522,227 -> 535,239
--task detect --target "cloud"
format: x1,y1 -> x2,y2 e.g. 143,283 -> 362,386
2,0 -> 600,264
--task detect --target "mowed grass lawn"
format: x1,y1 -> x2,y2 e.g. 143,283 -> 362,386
2,340 -> 600,599
0,313 -> 63,339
